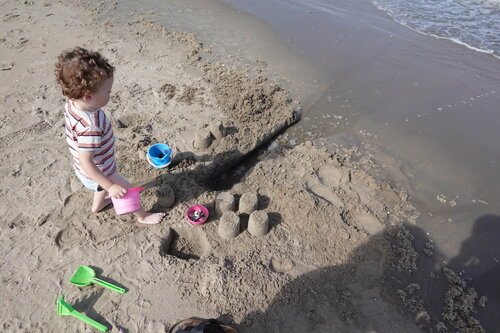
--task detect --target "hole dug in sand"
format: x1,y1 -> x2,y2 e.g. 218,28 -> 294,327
160,226 -> 210,261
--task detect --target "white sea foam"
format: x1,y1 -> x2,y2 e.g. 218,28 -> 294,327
371,0 -> 500,59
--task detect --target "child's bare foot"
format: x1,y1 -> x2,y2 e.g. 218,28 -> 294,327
137,212 -> 165,225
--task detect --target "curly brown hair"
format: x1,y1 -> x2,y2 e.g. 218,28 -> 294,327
55,46 -> 115,100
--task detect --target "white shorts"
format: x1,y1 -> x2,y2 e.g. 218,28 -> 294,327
75,170 -> 101,192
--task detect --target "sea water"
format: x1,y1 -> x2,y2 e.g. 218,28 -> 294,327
223,0 -> 500,58
372,0 -> 500,58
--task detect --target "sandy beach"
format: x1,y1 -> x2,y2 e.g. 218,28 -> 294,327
0,0 -> 493,332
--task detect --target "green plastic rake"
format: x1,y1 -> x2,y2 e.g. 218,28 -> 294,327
55,296 -> 108,332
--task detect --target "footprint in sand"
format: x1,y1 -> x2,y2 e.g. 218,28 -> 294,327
159,83 -> 177,100
7,213 -> 31,230
317,165 -> 346,188
306,165 -> 347,209
88,224 -> 122,252
353,213 -> 384,235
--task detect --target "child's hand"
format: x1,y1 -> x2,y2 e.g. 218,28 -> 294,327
107,184 -> 127,199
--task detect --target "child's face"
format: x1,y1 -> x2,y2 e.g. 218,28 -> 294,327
84,77 -> 114,109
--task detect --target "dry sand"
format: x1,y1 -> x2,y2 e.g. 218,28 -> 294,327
0,1 -> 488,332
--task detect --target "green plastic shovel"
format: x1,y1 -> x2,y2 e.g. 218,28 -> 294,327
56,296 -> 108,332
70,265 -> 126,294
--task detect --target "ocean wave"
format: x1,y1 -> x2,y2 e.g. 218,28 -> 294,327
372,0 -> 500,59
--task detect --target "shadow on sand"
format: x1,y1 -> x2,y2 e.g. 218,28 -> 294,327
236,216 -> 499,332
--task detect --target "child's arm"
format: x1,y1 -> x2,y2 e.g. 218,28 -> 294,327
79,151 -> 127,198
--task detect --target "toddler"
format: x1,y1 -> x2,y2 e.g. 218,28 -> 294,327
55,46 -> 164,224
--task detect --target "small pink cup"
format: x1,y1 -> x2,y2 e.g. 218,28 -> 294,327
111,187 -> 144,215
186,204 -> 209,226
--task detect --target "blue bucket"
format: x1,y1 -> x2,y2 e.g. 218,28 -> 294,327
147,143 -> 172,169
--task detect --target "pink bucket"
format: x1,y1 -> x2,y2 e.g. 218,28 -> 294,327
186,204 -> 209,226
111,187 -> 144,215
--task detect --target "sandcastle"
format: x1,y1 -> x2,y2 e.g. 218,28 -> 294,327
193,128 -> 212,150
218,211 -> 241,239
192,121 -> 226,150
214,191 -> 270,239
215,192 -> 236,216
248,210 -> 269,237
238,192 -> 258,215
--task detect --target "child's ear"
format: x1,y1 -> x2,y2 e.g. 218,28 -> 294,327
83,94 -> 93,101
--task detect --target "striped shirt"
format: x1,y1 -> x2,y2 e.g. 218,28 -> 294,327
64,101 -> 117,179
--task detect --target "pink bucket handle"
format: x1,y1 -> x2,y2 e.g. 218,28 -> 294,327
128,187 -> 145,193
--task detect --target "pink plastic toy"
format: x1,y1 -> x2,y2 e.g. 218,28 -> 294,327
111,187 -> 144,215
186,204 -> 209,226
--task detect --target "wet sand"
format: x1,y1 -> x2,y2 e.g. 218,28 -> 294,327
222,0 -> 500,330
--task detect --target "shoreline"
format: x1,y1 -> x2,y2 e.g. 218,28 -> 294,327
215,2 -> 500,329
0,0 -> 493,332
